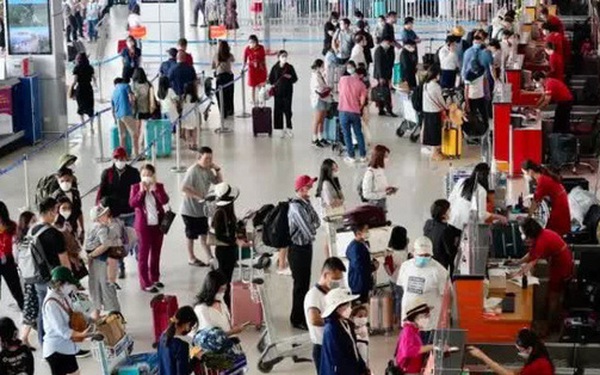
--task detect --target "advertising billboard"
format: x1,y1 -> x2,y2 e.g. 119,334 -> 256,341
6,0 -> 52,55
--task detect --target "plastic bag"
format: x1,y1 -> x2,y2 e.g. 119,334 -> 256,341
569,186 -> 599,227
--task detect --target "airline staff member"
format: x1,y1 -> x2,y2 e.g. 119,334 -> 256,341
510,219 -> 574,333
521,160 -> 570,236
545,42 -> 564,82
468,329 -> 554,375
539,6 -> 564,35
532,71 -> 573,134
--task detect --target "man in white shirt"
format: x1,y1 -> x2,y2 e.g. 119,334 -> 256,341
397,237 -> 448,343
304,257 -> 346,375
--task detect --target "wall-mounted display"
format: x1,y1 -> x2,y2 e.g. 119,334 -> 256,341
6,0 -> 52,55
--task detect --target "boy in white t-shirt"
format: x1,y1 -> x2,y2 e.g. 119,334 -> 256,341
303,257 -> 346,375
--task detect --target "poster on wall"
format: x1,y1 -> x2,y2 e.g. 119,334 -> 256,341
0,87 -> 13,134
6,0 -> 52,55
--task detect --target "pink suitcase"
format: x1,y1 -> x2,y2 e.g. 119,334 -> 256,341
150,294 -> 179,347
230,247 -> 263,329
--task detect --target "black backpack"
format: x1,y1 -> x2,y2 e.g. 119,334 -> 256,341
262,201 -> 292,248
468,47 -> 484,77
35,175 -> 59,205
411,83 -> 424,113
253,204 -> 275,228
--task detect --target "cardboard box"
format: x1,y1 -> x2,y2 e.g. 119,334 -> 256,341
96,314 -> 125,347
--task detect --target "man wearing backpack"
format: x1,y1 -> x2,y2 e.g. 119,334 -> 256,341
461,34 -> 493,82
288,175 -> 320,330
35,154 -> 79,205
97,147 -> 141,279
29,197 -> 69,346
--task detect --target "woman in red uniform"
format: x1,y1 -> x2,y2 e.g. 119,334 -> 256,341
242,34 -> 267,105
542,22 -> 563,60
512,218 -> 574,332
522,160 -> 570,236
468,329 -> 554,375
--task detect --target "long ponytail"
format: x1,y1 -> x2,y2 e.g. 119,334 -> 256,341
165,306 -> 198,345
521,159 -> 561,182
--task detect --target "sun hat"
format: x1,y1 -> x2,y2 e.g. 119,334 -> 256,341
58,154 -> 78,169
212,182 -> 240,206
294,175 -> 317,191
321,288 -> 359,318
413,236 -> 433,256
451,25 -> 465,37
90,205 -> 110,222
404,298 -> 434,321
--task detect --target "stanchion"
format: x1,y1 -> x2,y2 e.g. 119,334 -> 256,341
23,155 -> 31,210
96,112 -> 111,162
215,88 -> 233,134
97,63 -> 108,103
237,69 -> 251,118
170,118 -> 186,173
64,128 -> 70,153
151,141 -> 157,166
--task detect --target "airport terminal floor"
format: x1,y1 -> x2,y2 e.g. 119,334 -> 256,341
0,3 -> 583,375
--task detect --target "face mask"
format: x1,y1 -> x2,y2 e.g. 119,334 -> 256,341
354,317 -> 368,327
216,292 -> 225,301
378,21 -> 385,27
517,351 -> 530,360
59,181 -> 72,192
279,57 -> 288,64
416,316 -> 430,329
249,43 -> 257,48
346,68 -> 356,75
142,176 -> 154,185
61,283 -> 78,296
382,43 -> 390,49
60,210 -> 72,220
115,161 -> 126,170
332,20 -> 338,25
363,231 -> 370,240
340,307 -> 352,319
329,278 -> 343,290
415,256 -> 431,268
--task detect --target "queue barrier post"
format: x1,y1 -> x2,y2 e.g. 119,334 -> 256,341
96,111 -> 111,162
237,69 -> 251,118
151,141 -> 157,166
97,62 -> 107,103
23,155 -> 31,211
215,87 -> 233,134
170,118 -> 186,173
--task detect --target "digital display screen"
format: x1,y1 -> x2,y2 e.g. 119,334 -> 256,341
6,0 -> 52,55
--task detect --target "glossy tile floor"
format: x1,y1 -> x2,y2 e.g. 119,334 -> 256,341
0,8 -> 489,375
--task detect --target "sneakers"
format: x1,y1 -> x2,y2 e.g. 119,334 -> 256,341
112,283 -> 121,290
144,286 -> 160,293
313,140 -> 324,148
320,139 -> 330,146
277,267 -> 292,276
286,129 -> 294,138
118,268 -> 126,279
76,349 -> 91,359
188,259 -> 208,267
358,157 -> 368,163
344,156 -> 356,164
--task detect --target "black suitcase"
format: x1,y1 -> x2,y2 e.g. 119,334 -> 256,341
562,177 -> 590,192
252,107 -> 272,137
490,221 -> 527,259
584,205 -> 600,235
67,44 -> 77,62
548,133 -> 577,169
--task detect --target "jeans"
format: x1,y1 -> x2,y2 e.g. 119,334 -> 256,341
288,244 -> 313,326
312,344 -> 322,374
34,282 -> 49,345
87,19 -> 98,41
339,111 -> 366,158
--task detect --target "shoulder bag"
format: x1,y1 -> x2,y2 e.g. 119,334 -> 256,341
45,297 -> 88,341
160,205 -> 176,234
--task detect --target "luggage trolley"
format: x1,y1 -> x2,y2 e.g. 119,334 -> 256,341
395,89 -> 421,143
255,274 -> 313,373
91,334 -> 152,375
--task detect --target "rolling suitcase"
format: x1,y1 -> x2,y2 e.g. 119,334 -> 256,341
548,133 -> 577,169
369,285 -> 394,335
231,247 -> 263,329
116,352 -> 159,374
392,63 -> 402,86
343,205 -> 389,228
111,124 -> 132,157
150,294 -> 178,347
252,106 -> 272,137
441,125 -> 462,158
145,119 -> 172,158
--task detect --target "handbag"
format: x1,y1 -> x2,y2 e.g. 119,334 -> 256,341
160,209 -> 176,234
106,246 -> 127,259
385,360 -> 404,375
68,84 -> 76,100
317,87 -> 332,99
71,258 -> 89,280
370,84 -> 391,103
266,65 -> 289,99
45,297 -> 88,341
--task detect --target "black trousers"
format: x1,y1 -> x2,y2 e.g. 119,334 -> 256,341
468,97 -> 489,124
288,243 -> 312,326
274,96 -> 293,130
554,101 -> 573,134
312,344 -> 322,375
376,79 -> 393,113
216,245 -> 237,309
0,257 -> 24,310
216,73 -> 235,118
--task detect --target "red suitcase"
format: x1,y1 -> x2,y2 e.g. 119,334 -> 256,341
252,106 -> 272,137
150,294 -> 179,347
343,205 -> 389,229
230,247 -> 263,329
117,39 -> 127,54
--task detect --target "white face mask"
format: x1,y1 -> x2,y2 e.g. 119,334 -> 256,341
115,160 -> 127,170
329,278 -> 343,290
142,176 -> 154,185
60,209 -> 72,220
347,67 -> 356,75
416,315 -> 430,329
216,292 -> 225,301
517,351 -> 530,360
61,283 -> 78,296
59,181 -> 72,192
340,307 -> 352,319
354,317 -> 368,327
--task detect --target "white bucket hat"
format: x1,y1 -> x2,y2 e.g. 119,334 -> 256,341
413,236 -> 433,256
321,288 -> 359,319
212,182 -> 240,206
90,205 -> 110,222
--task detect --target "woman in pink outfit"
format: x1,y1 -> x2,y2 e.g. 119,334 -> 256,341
129,164 -> 170,293
395,300 -> 435,375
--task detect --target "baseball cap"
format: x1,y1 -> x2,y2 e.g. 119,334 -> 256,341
112,147 -> 128,160
413,236 -> 434,256
294,175 -> 317,191
51,266 -> 80,286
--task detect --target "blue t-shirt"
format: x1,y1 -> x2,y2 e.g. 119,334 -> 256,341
399,28 -> 418,44
157,333 -> 191,375
169,63 -> 197,96
160,59 -> 177,77
112,83 -> 133,119
461,43 -> 493,80
346,239 -> 373,296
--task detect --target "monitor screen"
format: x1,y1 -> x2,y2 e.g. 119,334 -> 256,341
6,0 -> 52,55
